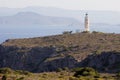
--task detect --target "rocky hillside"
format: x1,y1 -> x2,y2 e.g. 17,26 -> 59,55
0,32 -> 120,72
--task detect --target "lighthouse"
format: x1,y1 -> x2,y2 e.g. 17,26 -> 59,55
84,13 -> 90,32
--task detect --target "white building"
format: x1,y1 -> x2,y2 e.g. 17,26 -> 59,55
84,13 -> 90,32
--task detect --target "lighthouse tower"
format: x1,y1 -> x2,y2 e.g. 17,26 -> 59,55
84,13 -> 90,32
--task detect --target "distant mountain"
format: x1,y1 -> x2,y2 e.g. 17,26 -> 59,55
0,12 -> 80,25
0,7 -> 120,24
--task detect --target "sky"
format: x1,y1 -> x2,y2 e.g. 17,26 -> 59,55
0,0 -> 120,11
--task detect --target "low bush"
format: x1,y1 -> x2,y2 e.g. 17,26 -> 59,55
0,68 -> 13,74
69,76 -> 79,80
2,75 -> 7,80
16,77 -> 24,80
56,68 -> 63,72
74,67 -> 99,77
15,70 -> 31,75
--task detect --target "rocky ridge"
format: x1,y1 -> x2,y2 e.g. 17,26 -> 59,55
0,32 -> 120,72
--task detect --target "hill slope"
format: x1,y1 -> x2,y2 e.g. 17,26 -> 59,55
0,32 -> 120,72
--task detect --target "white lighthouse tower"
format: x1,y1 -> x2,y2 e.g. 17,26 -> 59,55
84,13 -> 90,32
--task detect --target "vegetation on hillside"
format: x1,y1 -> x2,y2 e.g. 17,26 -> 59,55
0,32 -> 120,80
0,67 -> 119,80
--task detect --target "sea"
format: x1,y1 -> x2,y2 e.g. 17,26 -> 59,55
0,24 -> 120,43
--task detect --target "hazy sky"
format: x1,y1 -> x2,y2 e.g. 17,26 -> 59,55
0,0 -> 119,11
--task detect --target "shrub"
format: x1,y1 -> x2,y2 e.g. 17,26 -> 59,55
2,75 -> 7,80
72,67 -> 82,72
62,31 -> 72,34
16,77 -> 24,80
81,31 -> 90,33
63,67 -> 69,71
92,31 -> 104,34
69,76 -> 79,80
56,68 -> 63,72
94,50 -> 102,55
74,67 -> 98,77
116,72 -> 120,78
0,68 -> 13,74
15,70 -> 31,75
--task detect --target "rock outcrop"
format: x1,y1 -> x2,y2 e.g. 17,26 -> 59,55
79,51 -> 120,73
0,45 -> 78,72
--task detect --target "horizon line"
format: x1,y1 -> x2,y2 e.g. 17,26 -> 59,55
0,6 -> 119,12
